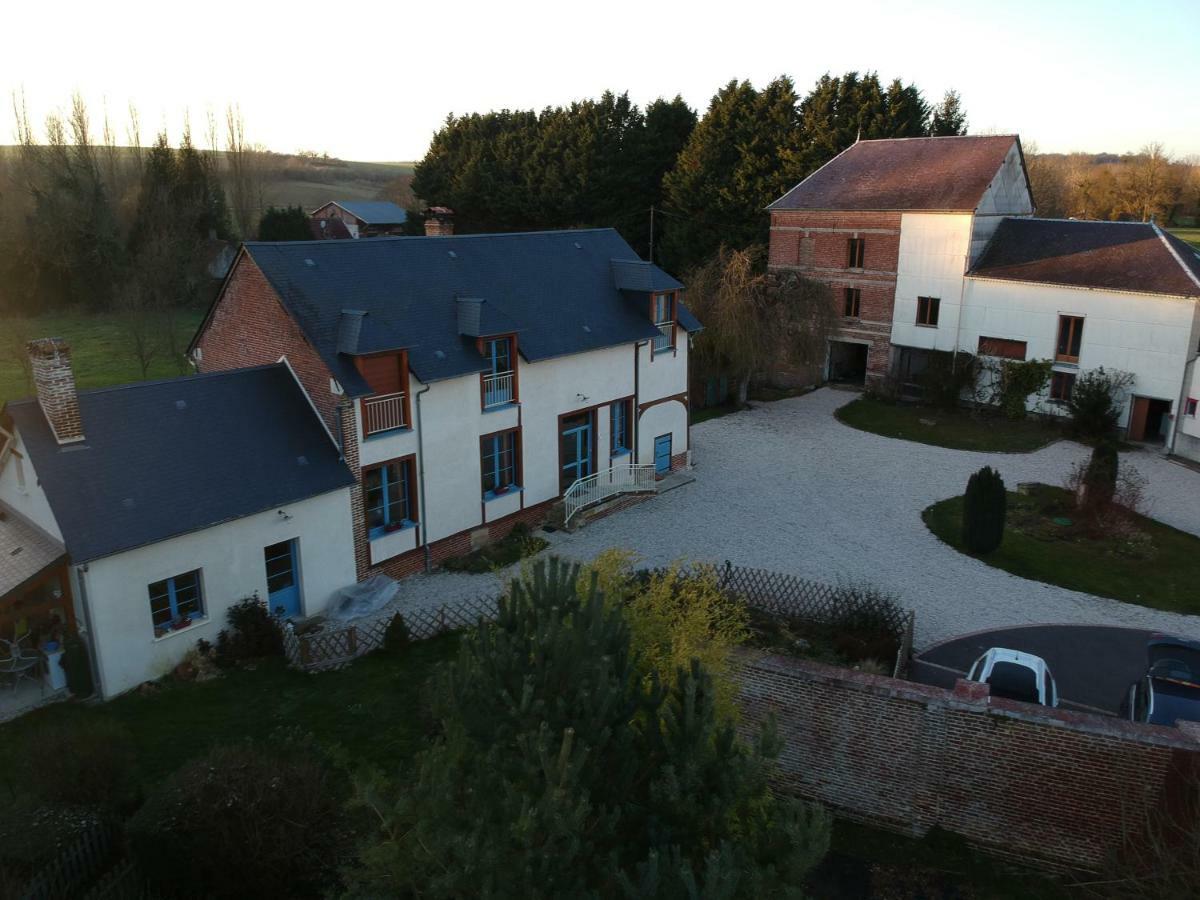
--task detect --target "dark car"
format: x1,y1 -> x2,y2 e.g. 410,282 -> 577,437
1127,634 -> 1200,727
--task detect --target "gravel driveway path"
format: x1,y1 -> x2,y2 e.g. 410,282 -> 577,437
387,388 -> 1200,651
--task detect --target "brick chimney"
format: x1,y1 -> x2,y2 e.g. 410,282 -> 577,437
424,206 -> 455,237
28,338 -> 84,444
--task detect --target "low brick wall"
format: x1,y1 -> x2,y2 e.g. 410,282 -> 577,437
738,652 -> 1200,872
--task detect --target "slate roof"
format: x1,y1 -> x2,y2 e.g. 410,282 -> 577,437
768,135 -> 1020,212
236,228 -> 698,395
969,218 -> 1200,299
0,502 -> 66,598
4,366 -> 355,564
316,201 -> 408,225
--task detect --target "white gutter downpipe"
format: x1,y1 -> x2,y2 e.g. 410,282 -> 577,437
415,382 -> 433,572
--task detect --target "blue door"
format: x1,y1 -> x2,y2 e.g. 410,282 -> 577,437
264,539 -> 301,618
560,412 -> 594,491
654,434 -> 672,474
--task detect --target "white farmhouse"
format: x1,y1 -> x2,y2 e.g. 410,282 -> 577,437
0,340 -> 357,698
767,134 -> 1200,457
191,224 -> 699,581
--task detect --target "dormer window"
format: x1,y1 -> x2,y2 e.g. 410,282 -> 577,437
652,292 -> 676,354
357,352 -> 411,436
480,335 -> 518,410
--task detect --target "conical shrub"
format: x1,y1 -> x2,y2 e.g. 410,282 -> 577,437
1082,440 -> 1119,509
962,466 -> 1007,554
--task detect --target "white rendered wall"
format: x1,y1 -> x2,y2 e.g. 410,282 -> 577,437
0,426 -> 64,540
81,487 -> 356,698
961,278 -> 1197,431
891,213 -> 974,353
356,336 -> 690,562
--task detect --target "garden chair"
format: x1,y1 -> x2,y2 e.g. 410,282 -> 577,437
0,638 -> 42,693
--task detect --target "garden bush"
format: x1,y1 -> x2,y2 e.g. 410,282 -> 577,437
997,359 -> 1052,419
213,594 -> 283,667
382,612 -> 411,652
441,522 -> 548,573
127,738 -> 354,899
962,466 -> 1007,554
915,350 -> 980,409
60,628 -> 93,697
1067,367 -> 1134,440
7,715 -> 139,813
825,582 -> 906,665
1082,440 -> 1119,508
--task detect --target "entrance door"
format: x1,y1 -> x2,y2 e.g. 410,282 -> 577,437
654,434 -> 672,474
560,412 -> 594,491
1128,397 -> 1151,442
264,539 -> 301,618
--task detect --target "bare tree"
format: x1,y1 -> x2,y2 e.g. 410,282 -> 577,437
685,245 -> 836,404
225,104 -> 267,238
1121,142 -> 1177,223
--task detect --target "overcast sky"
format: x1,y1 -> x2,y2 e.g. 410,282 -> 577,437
5,0 -> 1197,162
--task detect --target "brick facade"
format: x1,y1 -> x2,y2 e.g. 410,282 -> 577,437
738,653 -> 1200,872
768,210 -> 902,385
194,254 -> 342,431
27,338 -> 84,444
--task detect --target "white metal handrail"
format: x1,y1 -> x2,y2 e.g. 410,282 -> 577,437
363,391 -> 406,435
483,370 -> 515,408
652,322 -> 674,353
563,463 -> 656,525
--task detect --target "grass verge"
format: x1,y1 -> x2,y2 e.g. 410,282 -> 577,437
837,396 -> 1063,453
923,484 -> 1200,615
0,634 -> 457,788
0,309 -> 207,406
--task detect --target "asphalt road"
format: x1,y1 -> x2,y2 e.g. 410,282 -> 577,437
912,624 -> 1161,715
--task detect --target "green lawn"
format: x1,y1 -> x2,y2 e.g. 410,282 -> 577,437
837,396 -> 1063,453
0,635 -> 456,788
0,309 -> 207,408
1170,227 -> 1200,250
923,485 -> 1200,615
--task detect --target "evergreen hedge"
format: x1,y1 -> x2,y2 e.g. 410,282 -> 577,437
962,466 -> 1007,554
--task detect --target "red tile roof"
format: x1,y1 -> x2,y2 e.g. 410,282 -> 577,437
769,135 -> 1020,212
969,219 -> 1200,299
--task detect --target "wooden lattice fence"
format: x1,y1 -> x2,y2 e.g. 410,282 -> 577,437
283,564 -> 915,677
713,562 -> 916,678
18,822 -> 142,900
284,595 -> 498,672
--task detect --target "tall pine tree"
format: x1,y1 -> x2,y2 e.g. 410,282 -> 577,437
929,90 -> 968,136
347,558 -> 829,899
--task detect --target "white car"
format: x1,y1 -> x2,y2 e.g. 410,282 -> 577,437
966,648 -> 1059,707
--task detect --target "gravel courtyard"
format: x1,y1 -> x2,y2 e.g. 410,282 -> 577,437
391,388 -> 1200,651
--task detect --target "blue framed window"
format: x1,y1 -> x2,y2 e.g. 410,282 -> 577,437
484,337 -> 512,375
611,398 -> 631,455
149,570 -> 204,633
365,458 -> 416,538
481,430 -> 519,497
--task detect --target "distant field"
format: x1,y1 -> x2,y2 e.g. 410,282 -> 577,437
1171,227 -> 1200,250
0,309 -> 206,408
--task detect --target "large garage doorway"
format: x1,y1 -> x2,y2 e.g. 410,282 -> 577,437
1128,396 -> 1172,443
828,341 -> 868,385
